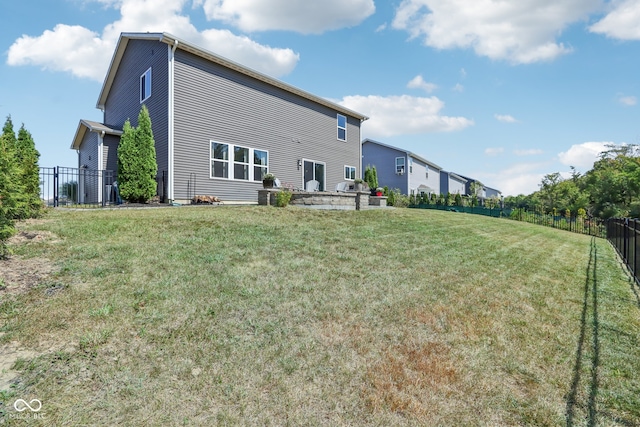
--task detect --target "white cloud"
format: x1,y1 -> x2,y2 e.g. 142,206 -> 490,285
494,114 -> 518,123
514,148 -> 544,156
407,75 -> 438,93
452,83 -> 464,92
618,95 -> 637,106
376,23 -> 388,32
476,161 -> 550,196
557,141 -> 614,169
7,0 -> 300,82
590,0 -> 640,40
199,0 -> 375,34
484,147 -> 504,156
6,24 -> 112,81
392,0 -> 601,64
339,94 -> 474,138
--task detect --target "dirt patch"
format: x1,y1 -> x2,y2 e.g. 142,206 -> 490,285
0,339 -> 38,390
0,255 -> 56,296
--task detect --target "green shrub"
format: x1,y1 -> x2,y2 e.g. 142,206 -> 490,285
275,190 -> 292,207
117,105 -> 158,203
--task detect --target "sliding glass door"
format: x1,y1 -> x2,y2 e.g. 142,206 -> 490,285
303,160 -> 325,191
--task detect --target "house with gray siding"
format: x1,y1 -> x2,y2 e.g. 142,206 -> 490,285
362,139 -> 441,196
71,32 -> 368,203
439,171 -> 467,195
455,173 -> 502,200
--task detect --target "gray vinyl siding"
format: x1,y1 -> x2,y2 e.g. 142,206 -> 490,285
408,157 -> 440,195
448,176 -> 466,195
78,131 -> 99,171
172,49 -> 361,201
103,39 -> 169,181
362,142 -> 407,194
103,134 -> 119,173
77,132 -> 99,203
440,171 -> 449,194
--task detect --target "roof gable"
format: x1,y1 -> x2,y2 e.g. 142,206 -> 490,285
362,138 -> 442,170
97,32 -> 368,121
70,120 -> 122,150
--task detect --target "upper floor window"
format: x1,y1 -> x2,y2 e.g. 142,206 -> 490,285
395,157 -> 405,175
409,158 -> 413,174
140,68 -> 152,103
425,165 -> 429,178
337,114 -> 347,141
344,166 -> 356,180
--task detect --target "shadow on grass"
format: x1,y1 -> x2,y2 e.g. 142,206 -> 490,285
566,237 -> 599,427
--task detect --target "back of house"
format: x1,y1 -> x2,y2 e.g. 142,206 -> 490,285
72,32 -> 368,204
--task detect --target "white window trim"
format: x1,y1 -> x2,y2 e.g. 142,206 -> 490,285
395,157 -> 405,175
210,140 -> 268,182
302,158 -> 327,191
140,67 -> 152,103
344,165 -> 356,181
337,114 -> 347,142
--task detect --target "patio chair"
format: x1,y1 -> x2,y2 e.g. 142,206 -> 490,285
305,180 -> 320,192
335,182 -> 349,192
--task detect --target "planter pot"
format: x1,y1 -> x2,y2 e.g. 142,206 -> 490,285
355,183 -> 363,192
263,180 -> 274,189
376,192 -> 383,197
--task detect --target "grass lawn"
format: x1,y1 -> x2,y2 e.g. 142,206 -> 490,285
1,206 -> 640,426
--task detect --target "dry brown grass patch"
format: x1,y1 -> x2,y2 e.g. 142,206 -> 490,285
364,340 -> 458,417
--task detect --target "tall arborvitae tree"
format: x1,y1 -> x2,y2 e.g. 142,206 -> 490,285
16,124 -> 43,218
117,105 -> 157,203
1,116 -> 25,219
0,132 -> 19,258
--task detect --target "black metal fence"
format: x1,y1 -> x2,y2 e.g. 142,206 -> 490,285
607,218 -> 640,285
411,204 -> 606,238
507,208 -> 606,238
40,167 -> 116,207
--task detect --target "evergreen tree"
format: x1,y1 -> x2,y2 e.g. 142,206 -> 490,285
117,106 -> 158,203
1,116 -> 25,220
16,124 -> 43,218
0,133 -> 19,258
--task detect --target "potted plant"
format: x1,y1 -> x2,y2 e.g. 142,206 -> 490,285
262,173 -> 275,188
354,178 -> 364,192
375,187 -> 384,197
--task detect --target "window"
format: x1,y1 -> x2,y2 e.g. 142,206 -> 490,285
254,150 -> 268,181
140,68 -> 151,103
337,114 -> 347,141
234,146 -> 250,180
211,142 -> 229,178
344,166 -> 356,180
210,141 -> 268,181
395,157 -> 405,175
426,165 -> 429,178
409,159 -> 413,174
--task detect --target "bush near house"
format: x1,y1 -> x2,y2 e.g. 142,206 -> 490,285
117,105 -> 158,203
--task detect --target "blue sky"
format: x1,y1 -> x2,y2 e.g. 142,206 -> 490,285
1,0 -> 639,195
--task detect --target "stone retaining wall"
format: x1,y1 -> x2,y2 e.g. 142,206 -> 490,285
258,189 -> 372,210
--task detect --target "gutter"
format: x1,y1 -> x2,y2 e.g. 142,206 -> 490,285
167,39 -> 178,202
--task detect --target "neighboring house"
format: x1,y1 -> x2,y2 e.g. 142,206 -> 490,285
439,171 -> 467,195
455,173 -> 502,200
71,32 -> 368,203
362,139 -> 442,196
484,186 -> 502,199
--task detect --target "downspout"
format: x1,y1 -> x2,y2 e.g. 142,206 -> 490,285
168,39 -> 178,203
98,130 -> 105,204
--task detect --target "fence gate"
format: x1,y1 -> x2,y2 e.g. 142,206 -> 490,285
40,167 -> 116,207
